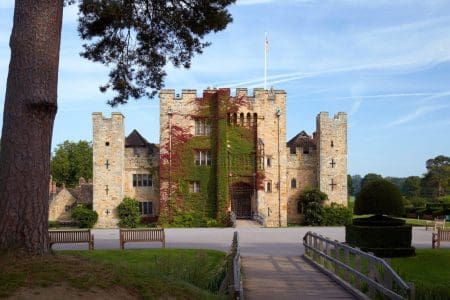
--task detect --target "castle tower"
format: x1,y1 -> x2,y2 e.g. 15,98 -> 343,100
92,112 -> 125,228
316,112 -> 347,206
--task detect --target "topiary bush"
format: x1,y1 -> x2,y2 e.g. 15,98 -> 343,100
347,178 -> 414,257
71,205 -> 98,228
354,179 -> 404,216
117,197 -> 141,228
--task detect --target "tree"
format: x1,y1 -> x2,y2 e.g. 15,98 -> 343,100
0,0 -> 235,255
0,0 -> 64,255
50,140 -> 93,187
347,175 -> 354,196
117,197 -> 141,228
360,173 -> 383,190
78,0 -> 236,106
423,155 -> 450,197
402,176 -> 421,198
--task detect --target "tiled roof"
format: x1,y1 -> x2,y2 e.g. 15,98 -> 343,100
286,131 -> 317,154
125,129 -> 159,155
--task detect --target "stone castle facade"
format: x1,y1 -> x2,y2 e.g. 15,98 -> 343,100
92,88 -> 347,228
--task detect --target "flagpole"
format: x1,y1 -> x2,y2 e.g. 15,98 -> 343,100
264,32 -> 268,90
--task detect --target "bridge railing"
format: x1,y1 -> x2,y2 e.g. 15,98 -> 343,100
303,231 -> 414,300
220,231 -> 242,299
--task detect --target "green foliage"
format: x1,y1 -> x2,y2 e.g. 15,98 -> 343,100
391,249 -> 450,300
71,205 -> 98,228
117,197 -> 141,228
299,187 -> 328,205
345,223 -> 414,257
77,0 -> 236,105
322,204 -> 353,226
354,179 -> 405,216
303,202 -> 324,226
0,249 -> 227,299
402,176 -> 422,198
347,174 -> 354,196
360,173 -> 383,189
50,140 -> 93,187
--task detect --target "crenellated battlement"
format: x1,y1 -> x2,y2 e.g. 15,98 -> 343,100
317,111 -> 347,123
159,88 -> 286,104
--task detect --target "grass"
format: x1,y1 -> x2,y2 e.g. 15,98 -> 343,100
0,249 -> 227,299
390,249 -> 450,300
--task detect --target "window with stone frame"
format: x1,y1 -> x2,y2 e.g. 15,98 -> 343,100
194,150 -> 212,166
291,178 -> 297,189
133,174 -> 153,187
190,181 -> 200,193
266,181 -> 272,193
139,201 -> 153,215
266,156 -> 272,167
194,118 -> 211,136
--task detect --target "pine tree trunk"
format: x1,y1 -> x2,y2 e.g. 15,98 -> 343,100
0,0 -> 63,255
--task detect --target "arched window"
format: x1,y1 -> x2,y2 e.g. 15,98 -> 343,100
266,181 -> 272,192
227,113 -> 231,124
267,157 -> 271,167
233,113 -> 238,125
240,113 -> 244,126
253,113 -> 258,126
247,113 -> 251,126
331,140 -> 334,147
291,178 -> 297,189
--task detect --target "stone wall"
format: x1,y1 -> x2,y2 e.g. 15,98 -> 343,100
316,112 -> 348,206
48,188 -> 76,221
123,147 -> 160,216
286,148 -> 318,223
92,112 -> 125,228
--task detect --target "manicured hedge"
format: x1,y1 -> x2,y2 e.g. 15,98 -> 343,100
346,223 -> 415,257
354,179 -> 404,216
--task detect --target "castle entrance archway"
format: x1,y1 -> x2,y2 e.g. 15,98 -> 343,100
231,182 -> 253,219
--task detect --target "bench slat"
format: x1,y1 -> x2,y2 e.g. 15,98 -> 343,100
120,228 -> 165,249
49,230 -> 94,250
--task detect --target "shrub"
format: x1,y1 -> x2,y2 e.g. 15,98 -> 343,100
71,205 -> 98,228
303,202 -> 323,226
354,179 -> 404,216
117,197 -> 141,228
322,204 -> 352,226
299,187 -> 328,205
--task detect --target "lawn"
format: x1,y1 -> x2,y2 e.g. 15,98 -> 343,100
390,249 -> 450,300
0,249 -> 227,299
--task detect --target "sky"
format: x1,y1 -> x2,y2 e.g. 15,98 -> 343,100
1,0 -> 450,178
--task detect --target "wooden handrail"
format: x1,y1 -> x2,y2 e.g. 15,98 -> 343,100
303,231 -> 414,300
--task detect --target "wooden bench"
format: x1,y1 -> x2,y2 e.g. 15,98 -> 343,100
49,229 -> 94,250
426,219 -> 446,231
119,228 -> 165,249
432,228 -> 450,248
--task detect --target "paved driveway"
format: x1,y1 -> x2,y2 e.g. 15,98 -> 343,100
52,226 -> 443,254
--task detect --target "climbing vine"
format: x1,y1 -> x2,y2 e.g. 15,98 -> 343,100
159,89 -> 261,227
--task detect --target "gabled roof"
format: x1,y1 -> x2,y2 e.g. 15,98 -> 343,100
287,131 -> 316,154
125,129 -> 159,155
125,129 -> 150,147
67,184 -> 93,204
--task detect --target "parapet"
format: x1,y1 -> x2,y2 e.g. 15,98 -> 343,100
317,112 -> 347,123
159,88 -> 286,102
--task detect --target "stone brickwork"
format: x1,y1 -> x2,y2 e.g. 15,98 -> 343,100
92,89 -> 347,228
316,112 -> 348,206
123,147 -> 160,216
48,188 -> 76,221
92,112 -> 125,228
286,150 -> 318,224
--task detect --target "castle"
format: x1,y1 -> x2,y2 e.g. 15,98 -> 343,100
92,88 -> 347,228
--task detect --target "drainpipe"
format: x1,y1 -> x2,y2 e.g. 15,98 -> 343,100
167,107 -> 173,216
276,107 -> 281,227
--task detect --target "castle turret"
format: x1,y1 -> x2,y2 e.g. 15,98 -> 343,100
92,112 -> 125,228
316,112 -> 347,206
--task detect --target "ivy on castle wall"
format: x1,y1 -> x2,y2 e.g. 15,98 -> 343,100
159,89 -> 260,227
